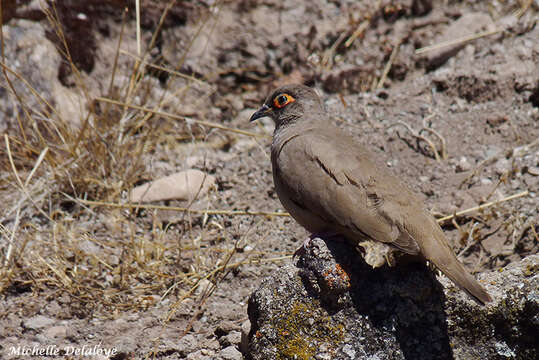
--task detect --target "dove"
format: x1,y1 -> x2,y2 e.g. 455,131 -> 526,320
250,84 -> 492,305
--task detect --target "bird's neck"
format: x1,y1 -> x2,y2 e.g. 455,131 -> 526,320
271,118 -> 324,152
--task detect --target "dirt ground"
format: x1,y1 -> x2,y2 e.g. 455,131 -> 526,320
0,1 -> 537,359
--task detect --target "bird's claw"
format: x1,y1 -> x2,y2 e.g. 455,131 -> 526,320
293,235 -> 314,258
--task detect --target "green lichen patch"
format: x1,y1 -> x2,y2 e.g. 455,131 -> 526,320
274,300 -> 345,360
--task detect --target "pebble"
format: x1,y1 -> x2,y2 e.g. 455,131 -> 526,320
215,320 -> 239,337
186,349 -> 214,360
23,315 -> 55,330
495,158 -> 511,175
129,169 -> 215,203
44,325 -> 67,339
220,331 -> 241,347
177,334 -> 197,354
240,319 -> 251,355
456,156 -> 472,173
219,345 -> 243,360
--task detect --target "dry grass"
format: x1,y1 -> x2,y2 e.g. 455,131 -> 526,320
0,0 -> 278,338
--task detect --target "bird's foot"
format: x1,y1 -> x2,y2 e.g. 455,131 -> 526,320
293,231 -> 341,258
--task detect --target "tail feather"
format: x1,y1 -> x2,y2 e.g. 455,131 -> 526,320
409,216 -> 492,305
433,253 -> 492,305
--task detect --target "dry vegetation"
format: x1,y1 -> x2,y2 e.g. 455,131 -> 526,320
0,1 -> 270,336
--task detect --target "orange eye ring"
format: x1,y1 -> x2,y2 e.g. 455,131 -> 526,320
273,93 -> 295,109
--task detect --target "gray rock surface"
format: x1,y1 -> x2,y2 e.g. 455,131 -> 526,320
246,237 -> 538,359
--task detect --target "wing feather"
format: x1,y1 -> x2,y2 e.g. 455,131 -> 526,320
277,128 -> 422,255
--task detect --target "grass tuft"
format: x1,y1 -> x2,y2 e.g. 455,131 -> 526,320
0,2 -> 273,338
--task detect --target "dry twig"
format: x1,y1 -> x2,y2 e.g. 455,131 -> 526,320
436,190 -> 529,223
77,199 -> 290,217
377,42 -> 400,89
388,120 -> 446,161
415,28 -> 502,55
96,97 -> 268,139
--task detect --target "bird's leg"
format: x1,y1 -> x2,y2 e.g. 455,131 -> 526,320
293,230 -> 341,258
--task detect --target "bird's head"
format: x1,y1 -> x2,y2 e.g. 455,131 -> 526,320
249,84 -> 323,128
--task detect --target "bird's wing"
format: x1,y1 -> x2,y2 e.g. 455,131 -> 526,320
276,127 -> 422,255
275,126 -> 492,304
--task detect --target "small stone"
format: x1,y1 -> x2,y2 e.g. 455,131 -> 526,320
129,169 -> 215,203
220,331 -> 241,347
342,344 -> 356,358
194,279 -> 212,297
23,315 -> 55,330
45,301 -> 61,315
215,320 -> 239,337
177,334 -> 197,356
219,345 -> 242,360
186,349 -> 213,360
240,319 -> 251,355
44,325 -> 67,339
455,156 -> 472,173
495,158 -> 511,175
524,166 -> 539,176
108,255 -> 120,266
484,146 -> 500,159
480,178 -> 493,185
486,115 -> 507,127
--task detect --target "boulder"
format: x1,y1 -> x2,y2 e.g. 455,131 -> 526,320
246,237 -> 537,359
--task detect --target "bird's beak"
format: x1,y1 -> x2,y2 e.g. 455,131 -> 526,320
249,104 -> 271,122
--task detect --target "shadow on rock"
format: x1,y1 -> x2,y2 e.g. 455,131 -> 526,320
246,236 -> 538,360
298,237 -> 453,360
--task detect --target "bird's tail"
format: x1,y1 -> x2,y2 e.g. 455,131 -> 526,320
423,221 -> 492,305
432,250 -> 492,305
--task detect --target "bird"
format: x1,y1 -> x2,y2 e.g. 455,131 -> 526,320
249,84 -> 492,305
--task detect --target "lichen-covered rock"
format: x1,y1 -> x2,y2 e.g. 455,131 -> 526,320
246,237 -> 538,360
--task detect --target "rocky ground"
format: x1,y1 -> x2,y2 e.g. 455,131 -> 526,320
0,1 -> 537,359
248,238 -> 538,360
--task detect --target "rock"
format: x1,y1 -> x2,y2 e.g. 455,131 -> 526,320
215,320 -> 240,337
439,254 -> 538,359
177,334 -> 197,357
220,345 -> 243,360
455,156 -> 472,173
240,319 -> 251,355
246,237 -> 538,360
426,13 -> 496,70
0,20 -> 57,133
23,315 -> 55,330
1,17 -> 102,130
129,169 -> 215,203
186,349 -> 214,360
44,325 -> 67,339
412,0 -> 432,16
220,331 -> 242,347
322,66 -> 375,94
495,158 -> 511,175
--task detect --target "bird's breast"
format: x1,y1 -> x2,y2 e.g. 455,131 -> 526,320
270,136 -> 329,234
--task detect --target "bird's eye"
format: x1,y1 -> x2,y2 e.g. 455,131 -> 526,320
273,93 -> 295,109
